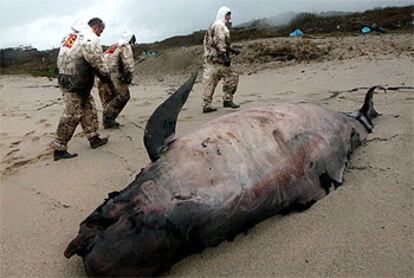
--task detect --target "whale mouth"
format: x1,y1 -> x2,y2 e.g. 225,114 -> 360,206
64,237 -> 84,258
64,225 -> 102,258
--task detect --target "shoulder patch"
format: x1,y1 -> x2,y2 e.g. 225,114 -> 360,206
104,44 -> 118,54
62,34 -> 78,48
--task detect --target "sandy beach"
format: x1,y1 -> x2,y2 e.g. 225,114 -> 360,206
1,33 -> 413,277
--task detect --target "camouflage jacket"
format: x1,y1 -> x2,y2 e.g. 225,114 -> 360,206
103,43 -> 135,81
57,28 -> 110,94
203,21 -> 231,64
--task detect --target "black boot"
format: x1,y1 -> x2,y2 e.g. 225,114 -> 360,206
53,150 -> 78,161
103,119 -> 120,129
89,136 -> 108,149
203,104 -> 218,113
223,100 -> 240,109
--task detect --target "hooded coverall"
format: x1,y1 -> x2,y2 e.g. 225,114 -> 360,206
97,32 -> 135,124
202,6 -> 239,107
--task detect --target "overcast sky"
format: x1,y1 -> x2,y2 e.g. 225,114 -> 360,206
0,0 -> 412,50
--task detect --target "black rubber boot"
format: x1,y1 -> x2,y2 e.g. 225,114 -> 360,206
223,100 -> 240,109
53,150 -> 78,161
89,136 -> 108,149
103,119 -> 120,129
203,104 -> 218,113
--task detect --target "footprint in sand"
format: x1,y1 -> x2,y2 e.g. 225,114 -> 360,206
25,114 -> 31,119
240,100 -> 254,105
44,123 -> 52,128
11,141 -> 21,147
6,148 -> 19,157
39,119 -> 47,123
32,136 -> 40,142
0,132 -> 8,136
137,100 -> 152,106
278,91 -> 295,96
25,131 -> 35,136
4,155 -> 24,164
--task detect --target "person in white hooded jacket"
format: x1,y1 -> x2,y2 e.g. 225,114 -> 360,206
201,6 -> 240,113
97,31 -> 136,128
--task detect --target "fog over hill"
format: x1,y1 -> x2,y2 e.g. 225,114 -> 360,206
236,11 -> 299,28
237,10 -> 358,28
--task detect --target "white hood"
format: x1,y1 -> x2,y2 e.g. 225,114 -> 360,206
212,6 -> 231,36
71,19 -> 88,33
118,31 -> 134,45
81,25 -> 100,44
215,6 -> 231,24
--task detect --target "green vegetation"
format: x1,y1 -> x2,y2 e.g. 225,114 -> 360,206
31,65 -> 58,78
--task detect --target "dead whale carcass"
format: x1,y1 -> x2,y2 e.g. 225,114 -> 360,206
64,73 -> 384,276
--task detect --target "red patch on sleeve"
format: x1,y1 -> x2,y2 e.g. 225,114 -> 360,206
104,44 -> 118,54
62,34 -> 78,48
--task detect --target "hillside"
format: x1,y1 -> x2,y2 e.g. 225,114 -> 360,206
236,11 -> 298,28
0,5 -> 412,78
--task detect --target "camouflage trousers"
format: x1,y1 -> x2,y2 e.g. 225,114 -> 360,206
50,91 -> 99,151
201,62 -> 239,105
97,79 -> 130,121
